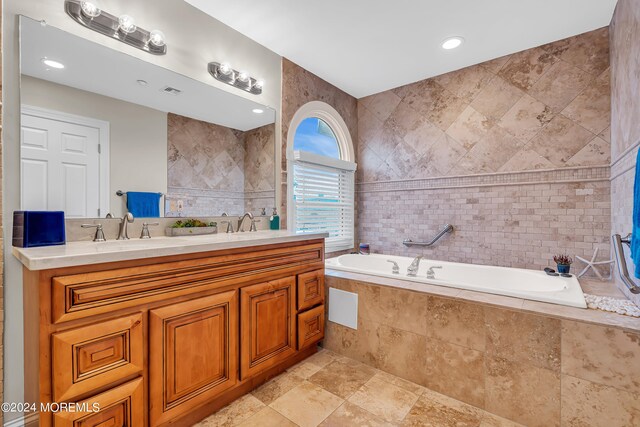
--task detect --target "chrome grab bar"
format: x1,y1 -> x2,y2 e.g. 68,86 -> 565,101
403,224 -> 454,247
612,234 -> 640,294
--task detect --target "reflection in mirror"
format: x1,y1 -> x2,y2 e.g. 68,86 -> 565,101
19,16 -> 276,219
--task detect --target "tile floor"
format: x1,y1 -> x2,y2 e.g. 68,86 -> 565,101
194,347 -> 524,427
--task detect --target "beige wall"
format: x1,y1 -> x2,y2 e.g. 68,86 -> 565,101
21,76 -> 168,218
358,27 -> 610,181
610,0 -> 640,306
356,29 -> 612,273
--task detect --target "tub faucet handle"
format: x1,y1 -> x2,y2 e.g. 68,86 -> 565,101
427,265 -> 443,279
387,260 -> 400,274
407,255 -> 423,277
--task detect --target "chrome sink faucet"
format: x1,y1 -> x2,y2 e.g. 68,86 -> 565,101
117,212 -> 134,240
407,255 -> 423,277
427,265 -> 443,279
221,212 -> 234,233
238,212 -> 254,232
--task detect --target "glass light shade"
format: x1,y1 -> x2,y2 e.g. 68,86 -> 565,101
149,30 -> 166,47
219,63 -> 232,76
80,1 -> 101,18
118,15 -> 137,34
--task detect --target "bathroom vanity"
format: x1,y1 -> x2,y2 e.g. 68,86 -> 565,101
14,232 -> 327,426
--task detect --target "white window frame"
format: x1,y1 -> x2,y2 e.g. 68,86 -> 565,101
287,101 -> 356,253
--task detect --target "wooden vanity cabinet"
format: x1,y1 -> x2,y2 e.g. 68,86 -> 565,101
23,239 -> 326,427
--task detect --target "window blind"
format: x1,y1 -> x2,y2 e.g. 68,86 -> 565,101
292,157 -> 355,253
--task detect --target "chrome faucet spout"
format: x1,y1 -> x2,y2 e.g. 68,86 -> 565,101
117,212 -> 134,240
407,255 -> 423,277
238,212 -> 255,232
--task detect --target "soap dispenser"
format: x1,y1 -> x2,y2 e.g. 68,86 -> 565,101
269,208 -> 280,230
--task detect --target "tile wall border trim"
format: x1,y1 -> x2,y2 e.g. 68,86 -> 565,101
356,166 -> 610,193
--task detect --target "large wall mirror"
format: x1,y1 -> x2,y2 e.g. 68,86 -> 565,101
19,16 -> 277,219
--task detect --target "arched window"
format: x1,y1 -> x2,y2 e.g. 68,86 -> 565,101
287,101 -> 356,253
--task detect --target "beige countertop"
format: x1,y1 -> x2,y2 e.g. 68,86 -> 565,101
325,269 -> 640,333
13,230 -> 328,271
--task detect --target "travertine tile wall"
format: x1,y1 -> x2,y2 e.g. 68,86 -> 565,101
166,113 -> 275,216
356,28 -> 612,273
610,0 -> 640,306
359,178 -> 610,271
281,59 -> 359,232
244,124 -> 276,214
325,277 -> 640,427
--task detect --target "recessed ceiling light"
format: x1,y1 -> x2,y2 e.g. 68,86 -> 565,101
442,36 -> 464,50
41,58 -> 65,69
252,109 -> 264,114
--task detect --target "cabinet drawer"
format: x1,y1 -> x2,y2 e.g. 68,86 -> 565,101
51,242 -> 323,323
52,313 -> 144,402
298,305 -> 325,350
297,270 -> 324,311
53,377 -> 144,427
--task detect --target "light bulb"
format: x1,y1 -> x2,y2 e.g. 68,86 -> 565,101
149,30 -> 166,47
237,71 -> 250,83
253,80 -> 264,90
442,36 -> 464,50
80,1 -> 101,18
219,63 -> 232,76
118,15 -> 137,34
252,108 -> 264,114
42,58 -> 65,69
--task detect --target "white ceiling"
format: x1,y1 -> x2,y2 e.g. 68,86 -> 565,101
186,0 -> 618,98
20,17 -> 275,131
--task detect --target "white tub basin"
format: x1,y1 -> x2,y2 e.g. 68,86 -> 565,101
326,253 -> 587,308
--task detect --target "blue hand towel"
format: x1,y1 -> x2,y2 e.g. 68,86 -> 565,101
126,192 -> 161,217
631,149 -> 640,279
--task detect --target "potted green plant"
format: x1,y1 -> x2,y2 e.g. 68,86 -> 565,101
553,254 -> 573,274
166,219 -> 217,236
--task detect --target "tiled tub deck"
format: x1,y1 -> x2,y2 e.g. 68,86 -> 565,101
323,271 -> 640,427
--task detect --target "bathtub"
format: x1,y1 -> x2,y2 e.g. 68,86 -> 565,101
326,253 -> 587,308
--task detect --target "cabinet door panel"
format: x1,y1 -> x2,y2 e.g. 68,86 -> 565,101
52,313 -> 144,402
149,291 -> 238,426
241,278 -> 296,379
53,378 -> 143,427
297,270 -> 324,311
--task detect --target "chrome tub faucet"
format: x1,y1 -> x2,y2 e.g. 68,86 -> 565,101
427,265 -> 443,279
407,255 -> 423,277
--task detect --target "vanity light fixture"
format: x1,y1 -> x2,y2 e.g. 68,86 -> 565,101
208,62 -> 264,95
42,58 -> 65,69
442,36 -> 464,50
64,0 -> 167,55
